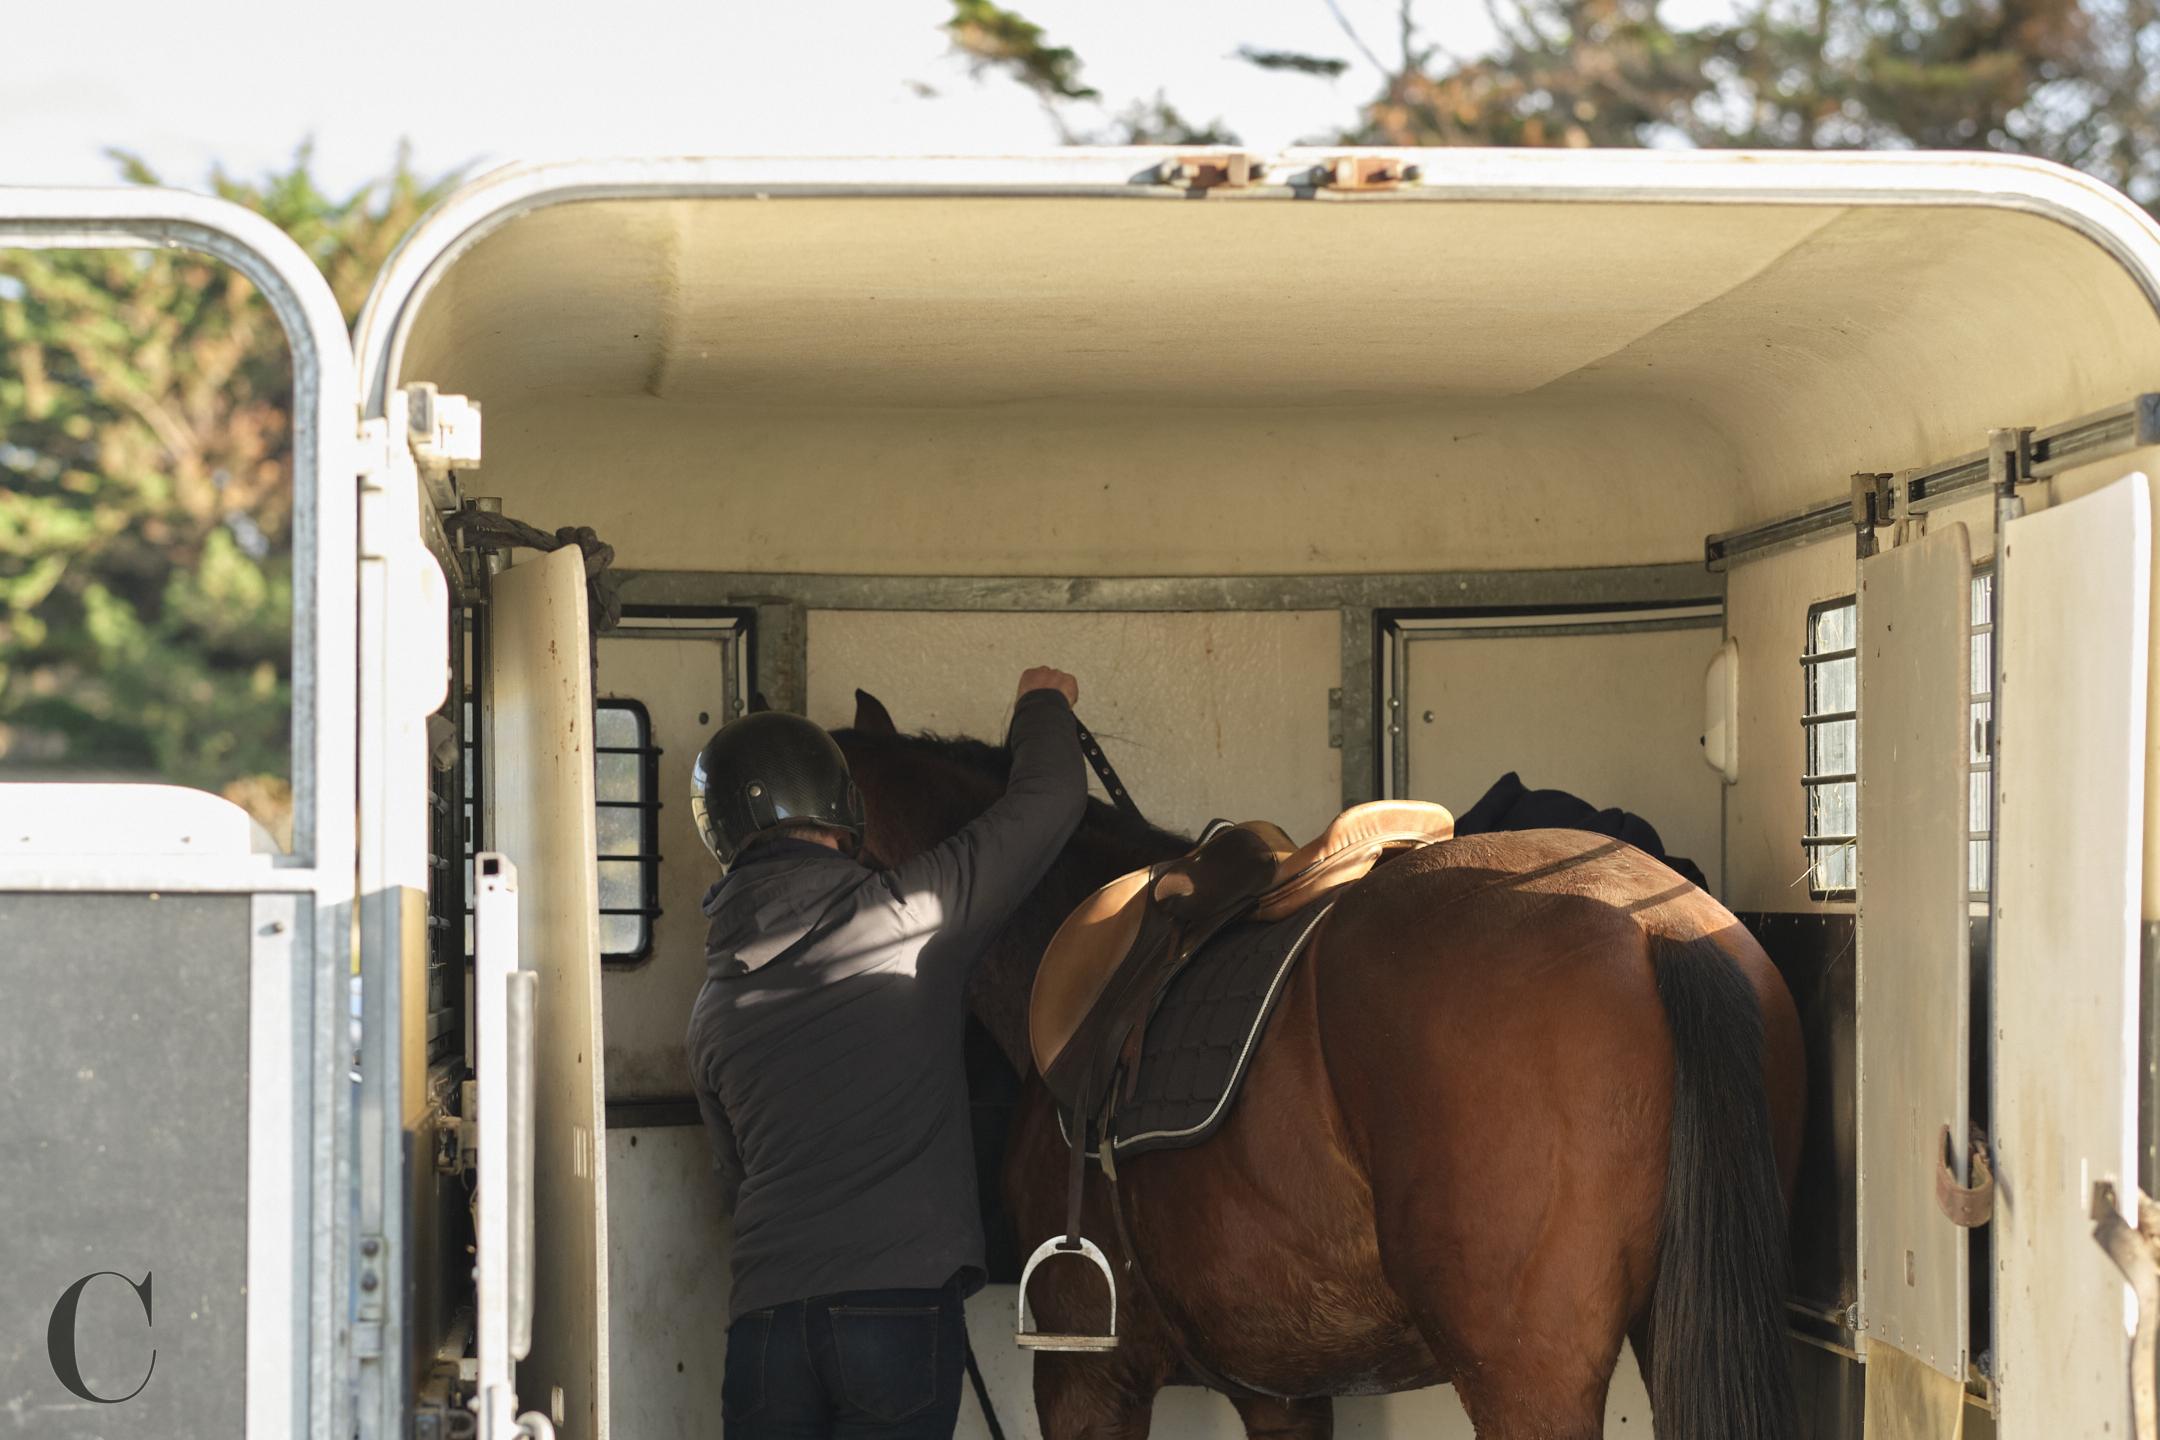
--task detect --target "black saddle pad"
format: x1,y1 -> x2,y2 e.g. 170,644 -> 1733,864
1108,900 -> 1335,1159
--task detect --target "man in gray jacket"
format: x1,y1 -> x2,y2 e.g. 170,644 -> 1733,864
686,668 -> 1087,1440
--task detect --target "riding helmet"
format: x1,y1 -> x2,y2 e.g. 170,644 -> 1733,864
690,712 -> 866,866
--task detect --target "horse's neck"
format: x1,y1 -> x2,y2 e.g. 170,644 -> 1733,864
969,817 -> 1190,1077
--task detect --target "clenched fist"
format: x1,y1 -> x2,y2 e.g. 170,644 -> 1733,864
1017,666 -> 1080,708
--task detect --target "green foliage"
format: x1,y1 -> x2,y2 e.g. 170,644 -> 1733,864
943,0 -> 1236,143
0,146 -> 461,841
1236,47 -> 1353,78
954,0 -> 2158,213
946,0 -> 1099,104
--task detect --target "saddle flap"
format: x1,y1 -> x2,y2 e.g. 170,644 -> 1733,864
1030,870 -> 1151,1079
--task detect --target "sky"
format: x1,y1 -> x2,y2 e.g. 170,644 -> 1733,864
2,0 -> 1729,194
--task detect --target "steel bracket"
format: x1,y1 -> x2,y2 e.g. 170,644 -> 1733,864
1314,156 -> 1418,190
1851,471 -> 1895,558
1152,151 -> 1263,190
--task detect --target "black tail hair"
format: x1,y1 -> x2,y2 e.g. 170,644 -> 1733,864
1645,934 -> 1797,1440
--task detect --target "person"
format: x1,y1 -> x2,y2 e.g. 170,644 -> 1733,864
685,667 -> 1088,1440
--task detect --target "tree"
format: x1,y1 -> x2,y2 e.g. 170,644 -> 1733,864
944,0 -> 1239,143
0,147 -> 461,844
957,0 -> 2160,213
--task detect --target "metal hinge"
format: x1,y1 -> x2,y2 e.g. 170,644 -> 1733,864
1327,687 -> 1344,749
1313,156 -> 1419,191
413,1393 -> 477,1440
357,1233 -> 389,1322
1850,471 -> 1896,559
1153,151 -> 1264,190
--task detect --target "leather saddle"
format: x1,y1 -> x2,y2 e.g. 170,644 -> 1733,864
1013,799 -> 1453,1351
1031,800 -> 1457,1113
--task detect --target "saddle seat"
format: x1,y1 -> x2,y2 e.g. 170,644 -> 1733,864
1029,800 -> 1455,1090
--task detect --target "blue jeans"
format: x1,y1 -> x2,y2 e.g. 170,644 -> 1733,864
722,1285 -> 967,1440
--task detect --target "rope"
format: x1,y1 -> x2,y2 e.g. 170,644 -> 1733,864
446,510 -> 625,633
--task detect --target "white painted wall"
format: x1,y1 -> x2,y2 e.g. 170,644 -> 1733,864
806,609 -> 1343,843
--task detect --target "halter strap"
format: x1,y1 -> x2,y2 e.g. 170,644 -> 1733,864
1073,719 -> 1144,825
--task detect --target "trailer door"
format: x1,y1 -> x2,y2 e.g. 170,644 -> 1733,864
1855,522 -> 1974,1384
0,190 -> 360,1440
1992,473 -> 2150,1440
484,545 -> 613,1439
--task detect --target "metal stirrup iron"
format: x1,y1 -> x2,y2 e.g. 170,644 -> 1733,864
1016,1090 -> 1120,1351
1015,1234 -> 1119,1352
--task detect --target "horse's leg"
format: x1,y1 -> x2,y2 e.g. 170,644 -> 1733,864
1228,1393 -> 1333,1440
1031,1354 -> 1161,1440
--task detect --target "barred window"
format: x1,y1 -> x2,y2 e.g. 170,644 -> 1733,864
461,696 -> 662,963
1802,597 -> 1858,898
595,699 -> 662,962
1969,570 -> 1994,898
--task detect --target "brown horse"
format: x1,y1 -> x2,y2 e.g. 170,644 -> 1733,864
835,693 -> 1806,1440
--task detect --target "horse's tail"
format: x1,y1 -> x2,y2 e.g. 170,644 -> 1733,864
1644,933 -> 1796,1440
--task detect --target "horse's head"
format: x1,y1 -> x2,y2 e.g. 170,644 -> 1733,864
830,686 -> 1189,1073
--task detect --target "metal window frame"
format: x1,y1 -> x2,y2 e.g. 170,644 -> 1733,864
1968,567 -> 1997,901
594,696 -> 662,964
1803,595 -> 1861,900
1376,601 -> 1727,801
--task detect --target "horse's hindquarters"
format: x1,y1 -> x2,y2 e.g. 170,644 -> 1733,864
1305,835 -> 1688,1430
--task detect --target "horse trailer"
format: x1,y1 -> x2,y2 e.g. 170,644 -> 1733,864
5,146 -> 2160,1439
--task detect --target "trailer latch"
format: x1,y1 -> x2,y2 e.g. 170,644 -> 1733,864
1934,1123 -> 1993,1227
1154,152 -> 1263,190
2093,1180 -> 2160,1440
1314,156 -> 1419,190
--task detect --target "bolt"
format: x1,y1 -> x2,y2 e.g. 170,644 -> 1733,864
362,1237 -> 381,1257
361,1271 -> 379,1292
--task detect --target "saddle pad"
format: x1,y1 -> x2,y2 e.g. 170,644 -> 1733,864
1109,900 -> 1334,1159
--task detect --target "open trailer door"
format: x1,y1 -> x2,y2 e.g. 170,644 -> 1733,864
0,189 -> 359,1440
484,544 -> 613,1439
1854,522 -> 1975,1390
1991,473 -> 2150,1440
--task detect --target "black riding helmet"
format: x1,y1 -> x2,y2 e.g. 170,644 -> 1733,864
690,712 -> 866,866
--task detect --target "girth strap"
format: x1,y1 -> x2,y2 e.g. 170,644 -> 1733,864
1102,1141 -> 1295,1402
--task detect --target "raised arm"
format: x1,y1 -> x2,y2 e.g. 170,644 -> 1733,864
890,667 -> 1089,953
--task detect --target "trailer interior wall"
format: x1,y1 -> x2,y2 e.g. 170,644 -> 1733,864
381,178 -> 2160,1440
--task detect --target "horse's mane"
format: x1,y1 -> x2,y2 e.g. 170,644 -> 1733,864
833,725 -> 1192,853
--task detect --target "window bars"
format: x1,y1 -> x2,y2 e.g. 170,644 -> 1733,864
1802,597 -> 1859,898
594,699 -> 662,962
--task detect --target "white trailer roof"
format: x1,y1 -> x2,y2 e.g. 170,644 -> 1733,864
356,149 -> 2160,548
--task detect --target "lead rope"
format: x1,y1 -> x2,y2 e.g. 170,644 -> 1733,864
1073,719 -> 1144,825
963,1335 -> 1009,1440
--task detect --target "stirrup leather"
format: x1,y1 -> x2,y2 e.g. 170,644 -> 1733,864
1015,1235 -> 1119,1352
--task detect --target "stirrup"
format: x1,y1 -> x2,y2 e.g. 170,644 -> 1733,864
1015,1235 -> 1119,1352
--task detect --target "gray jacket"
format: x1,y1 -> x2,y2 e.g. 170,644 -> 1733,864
686,690 -> 1087,1320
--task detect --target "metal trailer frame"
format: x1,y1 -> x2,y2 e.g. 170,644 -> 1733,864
0,190 -> 359,1440
16,143 -> 2160,1439
614,566 -> 1718,812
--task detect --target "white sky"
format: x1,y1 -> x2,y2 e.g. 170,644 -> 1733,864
2,0 -> 1726,194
